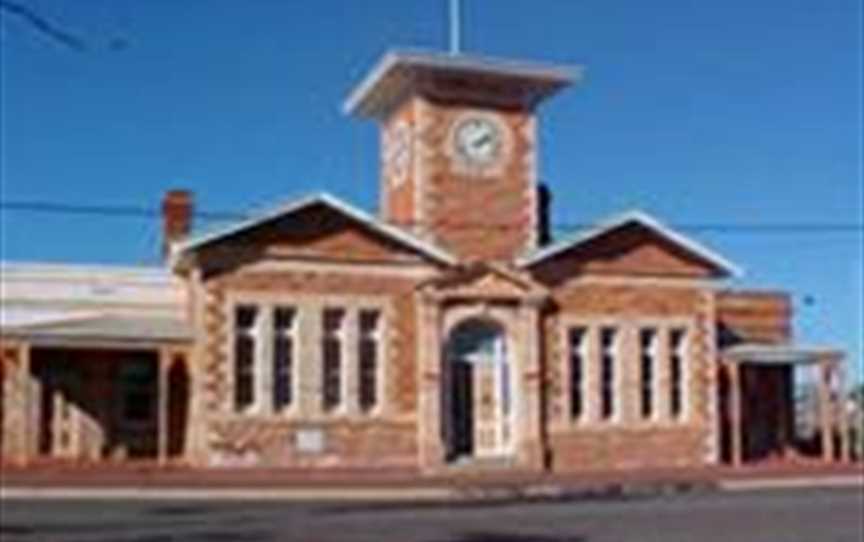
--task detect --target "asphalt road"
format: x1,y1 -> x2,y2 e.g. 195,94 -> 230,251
1,487 -> 862,542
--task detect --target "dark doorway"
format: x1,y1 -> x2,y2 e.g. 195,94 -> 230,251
443,318 -> 511,462
720,363 -> 801,464
35,357 -> 84,458
448,359 -> 474,460
167,355 -> 190,457
115,355 -> 159,458
31,348 -> 159,461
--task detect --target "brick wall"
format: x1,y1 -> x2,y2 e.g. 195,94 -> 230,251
196,204 -> 431,273
412,96 -> 537,261
207,418 -> 416,468
0,342 -> 26,462
540,282 -> 718,471
197,267 -> 424,468
380,97 -> 418,227
716,290 -> 791,346
531,224 -> 723,286
547,428 -> 708,470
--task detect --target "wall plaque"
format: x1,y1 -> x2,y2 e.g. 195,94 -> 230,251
295,428 -> 325,454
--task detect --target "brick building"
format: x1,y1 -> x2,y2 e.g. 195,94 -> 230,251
0,51 -> 853,472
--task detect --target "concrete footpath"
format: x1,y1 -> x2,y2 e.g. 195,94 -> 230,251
1,463 -> 862,502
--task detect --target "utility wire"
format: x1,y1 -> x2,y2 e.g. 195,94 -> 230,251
0,200 -> 243,221
1,199 -> 862,234
0,0 -> 86,51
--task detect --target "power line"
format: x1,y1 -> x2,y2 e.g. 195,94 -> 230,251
0,0 -> 86,51
0,200 -> 243,221
1,199 -> 862,235
0,0 -> 130,51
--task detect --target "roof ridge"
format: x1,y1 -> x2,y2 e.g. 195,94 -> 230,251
172,192 -> 456,267
518,209 -> 742,277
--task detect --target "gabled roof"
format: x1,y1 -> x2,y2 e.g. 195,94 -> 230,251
517,210 -> 742,277
171,193 -> 457,267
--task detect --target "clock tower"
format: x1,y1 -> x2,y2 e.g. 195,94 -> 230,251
344,50 -> 580,262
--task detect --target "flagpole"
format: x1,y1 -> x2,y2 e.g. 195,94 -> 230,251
449,0 -> 461,55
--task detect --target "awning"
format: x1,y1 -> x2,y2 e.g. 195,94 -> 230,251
1,314 -> 192,348
722,343 -> 843,365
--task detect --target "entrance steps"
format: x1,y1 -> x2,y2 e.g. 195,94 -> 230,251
446,455 -> 519,472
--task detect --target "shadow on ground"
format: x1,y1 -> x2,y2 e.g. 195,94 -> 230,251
426,533 -> 586,542
1,524 -> 584,542
0,521 -> 275,542
315,481 -> 712,516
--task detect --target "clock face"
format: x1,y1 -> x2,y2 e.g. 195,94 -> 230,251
453,116 -> 503,167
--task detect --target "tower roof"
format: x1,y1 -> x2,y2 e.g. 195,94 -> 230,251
344,49 -> 582,118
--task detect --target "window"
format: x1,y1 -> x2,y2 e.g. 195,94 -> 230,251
639,328 -> 658,419
272,306 -> 296,412
322,308 -> 345,412
669,328 -> 687,418
119,359 -> 155,423
358,309 -> 382,413
600,327 -> 617,420
234,305 -> 258,412
568,327 -> 588,420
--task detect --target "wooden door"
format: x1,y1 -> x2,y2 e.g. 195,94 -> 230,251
445,320 -> 513,461
472,338 -> 512,458
472,362 -> 499,457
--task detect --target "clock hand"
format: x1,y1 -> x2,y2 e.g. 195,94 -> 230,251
471,133 -> 493,149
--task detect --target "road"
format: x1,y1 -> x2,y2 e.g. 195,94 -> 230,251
1,487 -> 861,542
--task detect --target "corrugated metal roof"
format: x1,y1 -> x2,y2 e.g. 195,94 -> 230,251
0,261 -> 186,340
0,261 -> 184,308
3,314 -> 192,344
0,261 -> 173,281
722,343 -> 843,365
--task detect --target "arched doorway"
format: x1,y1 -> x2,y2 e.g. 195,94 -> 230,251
443,318 -> 513,462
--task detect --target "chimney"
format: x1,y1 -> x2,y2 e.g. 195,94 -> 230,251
161,189 -> 193,259
536,183 -> 552,247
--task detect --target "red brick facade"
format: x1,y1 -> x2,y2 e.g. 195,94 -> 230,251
3,51 -> 842,474
161,190 -> 193,258
379,79 -> 539,262
380,97 -> 418,227
539,283 -> 717,470
716,290 -> 792,346
187,214 -> 435,468
171,211 -> 733,472
531,223 -> 725,284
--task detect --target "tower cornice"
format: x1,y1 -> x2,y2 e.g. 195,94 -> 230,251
344,49 -> 582,119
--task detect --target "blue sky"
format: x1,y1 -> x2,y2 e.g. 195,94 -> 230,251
1,1 -> 861,382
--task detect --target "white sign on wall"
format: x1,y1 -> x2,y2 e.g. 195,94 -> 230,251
295,428 -> 325,454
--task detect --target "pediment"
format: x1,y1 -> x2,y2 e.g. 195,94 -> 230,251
173,194 -> 455,275
530,224 -> 724,285
421,262 -> 547,301
522,212 -> 739,285
251,204 -> 427,262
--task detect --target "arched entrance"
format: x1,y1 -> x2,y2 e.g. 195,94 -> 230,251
443,318 -> 513,461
